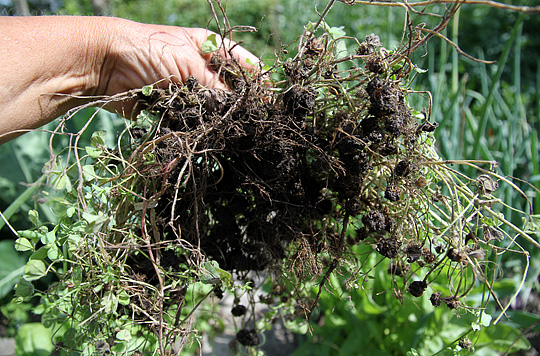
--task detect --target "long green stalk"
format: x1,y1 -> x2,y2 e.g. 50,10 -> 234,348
0,174 -> 46,232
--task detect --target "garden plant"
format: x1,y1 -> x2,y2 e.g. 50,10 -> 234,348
1,0 -> 540,355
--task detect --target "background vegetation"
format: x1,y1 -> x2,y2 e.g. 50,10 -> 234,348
0,0 -> 539,355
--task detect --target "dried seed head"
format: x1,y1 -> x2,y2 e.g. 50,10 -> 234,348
385,184 -> 401,202
236,329 -> 260,346
376,237 -> 401,259
408,280 -> 428,297
430,292 -> 442,307
362,210 -> 386,232
476,175 -> 498,195
231,304 -> 247,317
483,226 -> 503,243
458,337 -> 472,350
447,248 -> 464,263
445,297 -> 461,310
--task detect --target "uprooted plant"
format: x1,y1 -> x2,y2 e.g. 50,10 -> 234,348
12,1 -> 540,354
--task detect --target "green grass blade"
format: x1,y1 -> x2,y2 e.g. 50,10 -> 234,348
470,13 -> 525,160
0,174 -> 46,232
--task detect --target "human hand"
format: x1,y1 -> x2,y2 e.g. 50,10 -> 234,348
99,19 -> 261,117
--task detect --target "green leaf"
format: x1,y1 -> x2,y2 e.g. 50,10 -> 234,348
118,289 -> 130,306
82,164 -> 97,182
67,234 -> 82,252
215,266 -> 233,287
523,214 -> 540,233
66,206 -> 76,218
15,279 -> 34,298
51,172 -> 72,192
101,291 -> 118,314
47,245 -> 60,261
15,322 -> 54,356
142,84 -> 153,96
135,110 -> 156,129
326,24 -> 346,39
30,246 -> 48,261
82,212 -> 108,233
116,329 -> 132,341
480,313 -> 492,327
200,261 -> 221,285
91,130 -> 106,148
17,230 -> 43,243
41,230 -> 56,245
15,238 -> 34,252
23,260 -> 47,282
85,146 -> 103,159
202,34 -> 219,54
28,209 -> 39,226
0,240 -> 27,298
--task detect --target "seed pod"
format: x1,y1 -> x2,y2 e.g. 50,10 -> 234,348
430,292 -> 442,307
362,210 -> 386,232
385,184 -> 401,202
458,337 -> 472,350
236,329 -> 260,346
408,280 -> 428,297
476,175 -> 498,195
231,304 -> 247,317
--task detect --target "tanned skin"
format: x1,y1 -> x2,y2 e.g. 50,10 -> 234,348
0,16 -> 259,143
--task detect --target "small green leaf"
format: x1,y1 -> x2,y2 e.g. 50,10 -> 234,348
304,21 -> 316,33
15,279 -> 35,298
101,291 -> 118,314
215,266 -> 233,287
523,215 -> 540,233
118,289 -> 130,306
82,212 -> 108,233
66,206 -> 76,218
480,312 -> 492,327
28,210 -> 39,226
201,34 -> 219,54
200,261 -> 221,285
116,329 -> 132,341
47,245 -> 60,261
15,238 -> 34,252
41,230 -> 56,245
67,234 -> 82,252
23,260 -> 48,282
135,110 -> 156,129
142,84 -> 153,96
30,246 -> 48,261
91,130 -> 106,148
85,146 -> 103,159
82,165 -> 97,182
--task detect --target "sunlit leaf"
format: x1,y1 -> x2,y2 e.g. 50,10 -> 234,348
201,34 -> 219,54
23,260 -> 47,282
